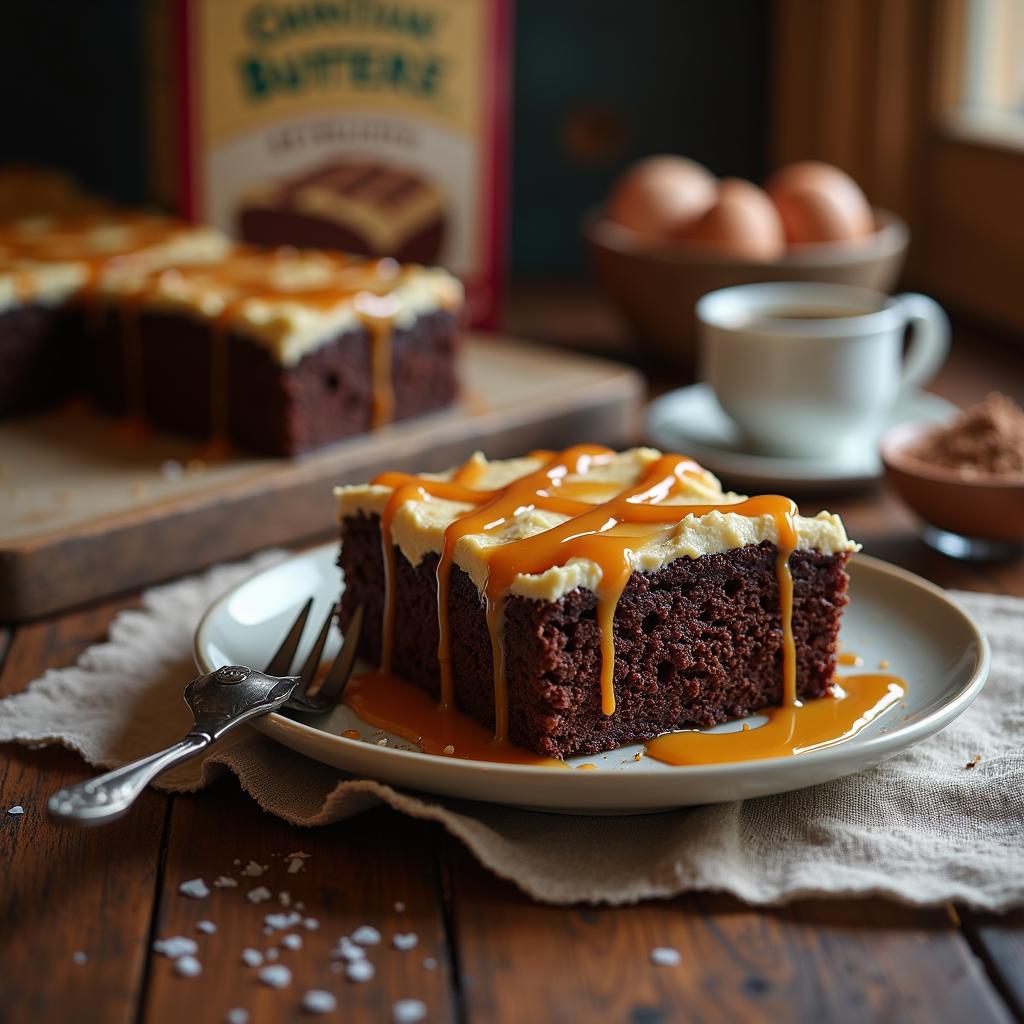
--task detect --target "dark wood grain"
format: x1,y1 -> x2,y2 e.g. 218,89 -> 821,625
0,599 -> 168,1024
961,909 -> 1024,1021
142,784 -> 455,1024
444,842 -> 1013,1024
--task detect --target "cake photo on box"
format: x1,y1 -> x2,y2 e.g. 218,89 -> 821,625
92,246 -> 463,456
237,161 -> 447,265
336,445 -> 860,760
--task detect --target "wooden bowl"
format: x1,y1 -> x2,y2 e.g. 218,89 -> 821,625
880,420 -> 1024,554
584,206 -> 909,365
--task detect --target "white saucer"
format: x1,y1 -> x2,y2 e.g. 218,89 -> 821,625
646,384 -> 957,492
193,544 -> 989,815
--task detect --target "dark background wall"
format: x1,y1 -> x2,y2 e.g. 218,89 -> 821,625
0,1 -> 771,274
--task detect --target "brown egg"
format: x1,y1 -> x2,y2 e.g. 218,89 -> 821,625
674,178 -> 785,261
607,156 -> 717,237
766,161 -> 874,244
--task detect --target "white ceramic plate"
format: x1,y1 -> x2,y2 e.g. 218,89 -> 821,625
646,384 -> 957,492
194,544 -> 989,814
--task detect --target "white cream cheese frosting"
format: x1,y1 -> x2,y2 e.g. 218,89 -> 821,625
335,448 -> 860,602
98,247 -> 463,366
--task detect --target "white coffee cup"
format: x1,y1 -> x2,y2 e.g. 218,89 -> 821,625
697,282 -> 950,458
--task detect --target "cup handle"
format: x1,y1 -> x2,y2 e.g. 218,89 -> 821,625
892,292 -> 950,392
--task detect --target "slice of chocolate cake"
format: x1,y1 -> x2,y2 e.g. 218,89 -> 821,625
336,446 -> 859,760
92,246 -> 462,455
0,212 -> 230,417
237,161 -> 446,264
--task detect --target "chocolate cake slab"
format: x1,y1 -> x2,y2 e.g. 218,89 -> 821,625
90,308 -> 458,456
0,304 -> 83,417
339,511 -> 850,759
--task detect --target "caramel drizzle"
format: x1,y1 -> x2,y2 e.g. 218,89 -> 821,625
373,447 -> 799,741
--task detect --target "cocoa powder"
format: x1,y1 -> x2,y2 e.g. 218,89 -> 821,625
912,392 -> 1024,476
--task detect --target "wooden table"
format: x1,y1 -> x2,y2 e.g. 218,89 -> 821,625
2,285 -> 1022,1023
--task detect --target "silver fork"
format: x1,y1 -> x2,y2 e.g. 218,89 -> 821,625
47,601 -> 364,826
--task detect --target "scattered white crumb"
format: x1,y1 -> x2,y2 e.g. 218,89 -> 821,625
282,933 -> 303,951
265,911 -> 302,931
393,932 -> 419,951
72,951 -> 87,965
393,999 -> 428,1023
258,964 -> 292,989
377,738 -> 388,746
422,957 -> 438,971
196,920 -> 217,935
287,852 -> 311,874
265,948 -> 279,961
214,876 -> 238,888
225,1010 -> 248,1024
246,886 -> 273,904
303,917 -> 319,931
295,902 -> 306,911
650,946 -> 682,967
160,459 -> 185,481
346,959 -> 375,983
7,805 -> 24,816
175,955 -> 202,978
442,744 -> 455,755
241,860 -> 267,877
331,937 -> 366,962
394,901 -> 406,913
351,925 -> 381,946
302,990 -> 338,1015
279,891 -> 292,908
153,937 -> 199,959
179,878 -> 210,899
241,948 -> 263,967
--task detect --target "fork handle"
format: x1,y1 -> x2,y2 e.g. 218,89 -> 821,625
48,733 -> 210,825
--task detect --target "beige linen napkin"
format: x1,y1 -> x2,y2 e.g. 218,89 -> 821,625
1,552 -> 1021,910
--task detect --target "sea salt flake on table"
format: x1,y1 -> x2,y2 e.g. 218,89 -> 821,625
225,1010 -> 248,1024
179,878 -> 210,899
196,920 -> 217,935
246,886 -> 273,904
304,917 -> 319,931
265,911 -> 302,931
265,948 -> 279,961
153,937 -> 199,958
422,957 -> 438,971
302,990 -> 338,1015
279,891 -> 292,907
282,933 -> 303,951
72,951 -> 87,965
214,876 -> 238,888
7,805 -> 24,815
393,932 -> 419,951
650,947 -> 682,967
286,851 -> 311,874
258,964 -> 292,989
351,925 -> 381,946
330,937 -> 365,962
175,955 -> 202,978
241,948 -> 264,967
393,998 -> 428,1023
242,860 -> 267,877
346,959 -> 375,983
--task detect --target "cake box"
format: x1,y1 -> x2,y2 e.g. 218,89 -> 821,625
148,0 -> 511,326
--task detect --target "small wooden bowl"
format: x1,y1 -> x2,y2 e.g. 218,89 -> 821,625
584,207 -> 909,365
880,420 -> 1024,556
